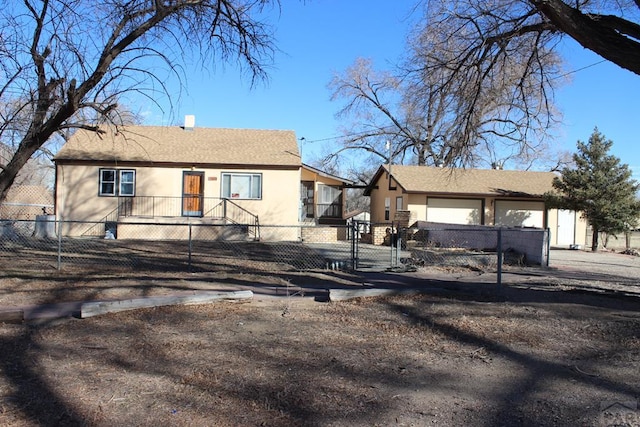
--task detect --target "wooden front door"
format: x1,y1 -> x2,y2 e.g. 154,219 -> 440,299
182,172 -> 204,217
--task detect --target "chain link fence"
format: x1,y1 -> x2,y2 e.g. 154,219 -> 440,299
1,218 -> 549,286
355,221 -> 550,285
0,185 -> 53,220
395,222 -> 550,268
0,219 -> 361,274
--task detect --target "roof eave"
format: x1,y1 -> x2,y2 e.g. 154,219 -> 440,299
301,163 -> 355,185
404,190 -> 545,199
55,158 -> 301,169
363,165 -> 388,196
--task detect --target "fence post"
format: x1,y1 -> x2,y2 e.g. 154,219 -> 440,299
497,227 -> 503,286
350,221 -> 354,270
389,221 -> 395,267
57,218 -> 62,270
350,221 -> 357,270
188,223 -> 193,272
395,227 -> 402,266
545,228 -> 551,267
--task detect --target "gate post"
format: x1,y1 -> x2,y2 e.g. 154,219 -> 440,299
351,220 -> 359,270
57,218 -> 62,271
188,223 -> 193,272
497,227 -> 503,286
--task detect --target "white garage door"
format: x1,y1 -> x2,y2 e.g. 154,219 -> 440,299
494,200 -> 544,228
427,198 -> 483,225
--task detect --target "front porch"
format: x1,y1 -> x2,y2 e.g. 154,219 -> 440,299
82,196 -> 260,240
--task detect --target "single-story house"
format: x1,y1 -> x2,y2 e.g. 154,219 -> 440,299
53,118 -> 352,241
300,163 -> 354,224
364,164 -> 588,247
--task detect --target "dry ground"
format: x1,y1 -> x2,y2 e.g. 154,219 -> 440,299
0,246 -> 639,426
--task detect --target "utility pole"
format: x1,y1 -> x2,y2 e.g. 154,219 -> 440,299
386,140 -> 392,189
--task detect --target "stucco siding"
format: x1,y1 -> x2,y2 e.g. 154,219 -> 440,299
301,168 -> 344,187
219,168 -> 300,225
56,164 -> 300,233
369,190 -> 384,223
368,172 -> 404,223
56,164 -> 118,221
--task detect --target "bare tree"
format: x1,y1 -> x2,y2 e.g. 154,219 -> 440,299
329,0 -> 640,172
328,58 -> 424,167
0,0 -> 277,203
328,6 -> 565,170
410,0 -> 640,165
409,0 -> 570,167
328,57 -> 462,168
420,1 -> 640,80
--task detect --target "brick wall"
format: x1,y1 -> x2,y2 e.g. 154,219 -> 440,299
370,224 -> 392,245
301,226 -> 347,243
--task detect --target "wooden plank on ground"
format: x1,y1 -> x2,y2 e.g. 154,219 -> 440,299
80,290 -> 253,319
0,309 -> 23,324
329,288 -> 414,302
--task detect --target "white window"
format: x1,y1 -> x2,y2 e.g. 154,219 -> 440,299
385,197 -> 390,221
99,169 -> 135,197
222,173 -> 262,199
317,185 -> 342,217
396,196 -> 403,210
99,169 -> 116,196
318,185 -> 341,205
119,170 -> 135,196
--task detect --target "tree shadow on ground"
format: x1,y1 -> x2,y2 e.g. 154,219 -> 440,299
358,268 -> 640,313
1,241 -> 640,424
0,324 -> 86,426
383,294 -> 640,426
1,302 -> 456,425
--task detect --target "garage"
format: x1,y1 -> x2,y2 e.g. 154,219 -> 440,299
494,200 -> 545,228
426,198 -> 483,225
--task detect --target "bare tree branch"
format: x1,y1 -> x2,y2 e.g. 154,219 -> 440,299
328,1 -> 566,171
0,0 -> 278,202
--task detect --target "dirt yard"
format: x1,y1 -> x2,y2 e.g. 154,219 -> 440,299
0,248 -> 639,426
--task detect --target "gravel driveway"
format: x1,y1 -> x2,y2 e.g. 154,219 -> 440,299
549,248 -> 640,280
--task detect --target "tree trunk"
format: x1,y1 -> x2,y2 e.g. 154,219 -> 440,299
0,100 -> 75,204
591,226 -> 599,252
531,0 -> 640,76
0,141 -> 40,203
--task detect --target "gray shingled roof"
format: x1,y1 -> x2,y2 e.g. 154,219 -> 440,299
54,125 -> 301,167
372,165 -> 557,197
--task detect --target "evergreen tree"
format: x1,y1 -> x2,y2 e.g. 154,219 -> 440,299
548,128 -> 640,251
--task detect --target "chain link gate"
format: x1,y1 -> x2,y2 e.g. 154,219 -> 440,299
350,221 -> 550,285
351,220 -> 406,271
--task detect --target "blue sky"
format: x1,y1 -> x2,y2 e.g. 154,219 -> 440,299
138,1 -> 639,181
556,41 -> 640,181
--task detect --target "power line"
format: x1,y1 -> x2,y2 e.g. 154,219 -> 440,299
301,134 -> 343,144
553,59 -> 607,80
302,126 -> 398,144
